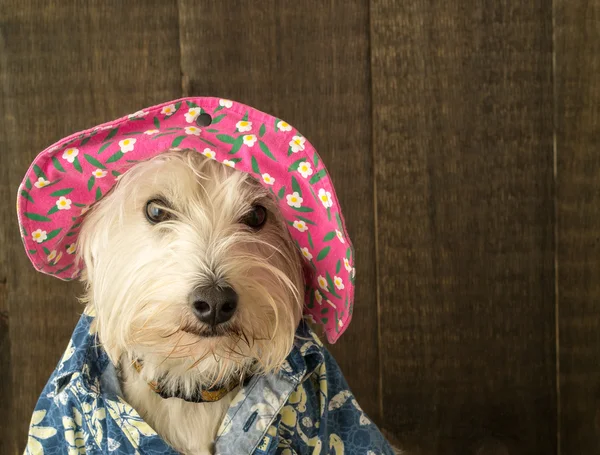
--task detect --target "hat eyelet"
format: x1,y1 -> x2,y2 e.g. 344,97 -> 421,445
196,113 -> 212,127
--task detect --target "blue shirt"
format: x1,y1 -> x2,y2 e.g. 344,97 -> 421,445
25,314 -> 395,454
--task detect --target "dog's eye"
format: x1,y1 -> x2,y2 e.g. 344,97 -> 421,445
145,199 -> 171,224
242,205 -> 267,230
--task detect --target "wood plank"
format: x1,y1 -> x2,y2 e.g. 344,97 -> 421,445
371,1 -> 556,453
0,1 -> 181,451
556,1 -> 600,453
178,0 -> 380,420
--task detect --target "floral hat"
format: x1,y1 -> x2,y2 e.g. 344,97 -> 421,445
16,97 -> 355,343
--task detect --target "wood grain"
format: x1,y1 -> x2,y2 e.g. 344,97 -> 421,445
556,1 -> 600,453
0,1 -> 181,451
177,0 -> 380,420
370,1 -> 556,453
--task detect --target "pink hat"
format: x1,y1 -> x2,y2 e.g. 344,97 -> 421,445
16,97 -> 355,343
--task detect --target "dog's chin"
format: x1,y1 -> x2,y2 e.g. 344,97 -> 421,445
180,323 -> 241,339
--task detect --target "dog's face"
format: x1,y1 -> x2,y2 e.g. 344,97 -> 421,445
78,150 -> 304,383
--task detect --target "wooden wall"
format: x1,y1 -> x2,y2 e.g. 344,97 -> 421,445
0,1 -> 598,454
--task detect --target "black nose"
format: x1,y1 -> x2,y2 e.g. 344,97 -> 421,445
190,286 -> 238,326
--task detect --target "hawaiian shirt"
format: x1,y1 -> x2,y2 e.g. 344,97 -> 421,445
25,314 -> 395,454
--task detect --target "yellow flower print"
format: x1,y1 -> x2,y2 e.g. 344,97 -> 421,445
301,247 -> 313,260
66,243 -> 76,254
318,188 -> 333,208
334,275 -> 344,290
32,229 -> 47,243
143,129 -> 159,135
26,410 -> 57,455
280,405 -> 297,427
62,148 -> 79,163
286,192 -> 303,208
315,290 -> 323,304
292,220 -> 308,232
185,107 -> 201,123
277,120 -> 292,132
219,99 -> 233,108
53,252 -> 63,265
119,138 -> 136,153
236,120 -> 253,132
202,148 -> 216,159
289,135 -> 306,153
330,433 -> 345,455
34,177 -> 51,188
47,250 -> 57,262
297,161 -> 313,178
223,159 -> 236,168
335,229 -> 345,244
343,258 -> 352,272
56,196 -> 72,211
262,173 -> 275,185
243,134 -> 257,147
92,169 -> 107,178
184,126 -> 201,136
62,410 -> 86,455
160,104 -> 176,115
80,401 -> 106,447
106,397 -> 156,449
317,275 -> 328,291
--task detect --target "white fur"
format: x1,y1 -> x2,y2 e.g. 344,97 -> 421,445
77,150 -> 304,454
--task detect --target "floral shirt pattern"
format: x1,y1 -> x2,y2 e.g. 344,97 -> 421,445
25,314 -> 394,455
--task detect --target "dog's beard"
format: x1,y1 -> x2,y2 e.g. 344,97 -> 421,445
77,150 -> 304,391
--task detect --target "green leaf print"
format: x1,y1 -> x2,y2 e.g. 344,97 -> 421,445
258,141 -> 277,161
52,157 -> 65,173
50,188 -> 74,197
44,228 -> 63,243
111,170 -> 121,177
154,117 -> 160,129
346,248 -> 351,259
259,123 -> 266,137
274,118 -> 280,132
98,142 -> 112,155
326,272 -> 341,298
28,249 -> 37,255
199,137 -> 217,148
211,114 -> 226,125
216,134 -> 235,144
313,153 -> 319,168
251,156 -> 261,174
327,207 -> 332,222
277,186 -> 286,200
21,190 -> 34,203
81,136 -> 91,146
336,259 -> 341,274
43,247 -> 50,255
95,187 -> 102,201
24,212 -> 51,222
316,246 -> 331,261
323,231 -> 336,242
106,151 -> 124,163
55,263 -> 74,274
288,158 -> 306,172
104,127 -> 119,142
186,101 -> 198,108
73,157 -> 83,173
25,177 -> 32,190
33,164 -> 47,180
206,128 -> 219,133
171,136 -> 186,148
229,136 -> 244,155
213,105 -> 224,113
47,206 -> 59,215
321,318 -> 328,324
336,213 -> 343,231
307,231 -> 314,249
321,308 -> 329,315
296,215 -> 316,226
291,176 -> 302,197
87,176 -> 96,191
73,202 -> 87,208
309,169 -> 327,185
84,154 -> 106,170
291,206 -> 314,213
242,111 -> 249,122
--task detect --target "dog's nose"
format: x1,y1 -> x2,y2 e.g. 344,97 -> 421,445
190,286 -> 238,326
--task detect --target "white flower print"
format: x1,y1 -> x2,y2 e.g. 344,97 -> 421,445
26,410 -> 57,455
185,107 -> 201,123
128,110 -> 147,119
336,229 -> 345,243
338,319 -> 344,328
243,134 -> 257,147
286,192 -> 303,208
47,250 -> 57,262
318,188 -> 333,208
53,252 -> 63,265
62,148 -> 79,163
32,229 -> 47,243
236,120 -> 253,132
343,258 -> 352,272
119,138 -> 136,153
67,243 -> 76,255
317,275 -> 328,291
92,169 -> 107,178
184,126 -> 201,136
315,290 -> 323,304
301,247 -> 313,260
202,148 -> 216,159
289,135 -> 306,153
56,196 -> 72,210
334,275 -> 345,290
80,401 -> 106,448
297,161 -> 313,178
107,438 -> 121,452
219,99 -> 233,108
262,173 -> 275,185
105,398 -> 156,449
222,160 -> 236,168
62,410 -> 86,455
277,120 -> 292,132
292,220 -> 308,232
34,177 -> 50,188
161,104 -> 176,115
143,129 -> 159,135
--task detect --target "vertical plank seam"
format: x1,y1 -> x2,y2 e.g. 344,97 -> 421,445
175,0 -> 186,97
552,0 -> 561,451
367,0 -> 384,424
